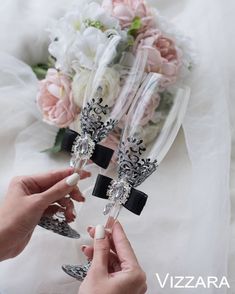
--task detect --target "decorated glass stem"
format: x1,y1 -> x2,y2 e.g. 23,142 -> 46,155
38,45 -> 148,239
105,201 -> 122,232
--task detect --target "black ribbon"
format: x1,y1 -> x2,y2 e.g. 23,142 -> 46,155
61,129 -> 114,169
92,174 -> 148,215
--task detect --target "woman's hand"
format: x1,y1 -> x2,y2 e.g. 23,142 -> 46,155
0,168 -> 90,261
79,222 -> 147,294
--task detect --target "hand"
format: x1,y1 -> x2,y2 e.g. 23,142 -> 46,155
0,168 -> 90,261
79,222 -> 147,294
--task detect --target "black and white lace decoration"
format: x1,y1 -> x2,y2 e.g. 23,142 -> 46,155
70,96 -> 118,164
98,135 -> 158,215
80,97 -> 118,143
62,262 -> 91,281
38,216 -> 80,239
117,137 -> 158,188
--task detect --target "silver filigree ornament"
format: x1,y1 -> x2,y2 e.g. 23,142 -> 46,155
103,179 -> 131,215
118,137 -> 158,187
80,97 -> 118,143
70,97 -> 118,168
70,133 -> 95,167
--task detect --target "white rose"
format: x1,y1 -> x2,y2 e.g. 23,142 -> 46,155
72,67 -> 121,108
72,69 -> 91,107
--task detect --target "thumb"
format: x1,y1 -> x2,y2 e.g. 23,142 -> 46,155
91,225 -> 110,275
37,173 -> 80,207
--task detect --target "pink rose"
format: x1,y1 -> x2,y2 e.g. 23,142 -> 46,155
37,69 -> 79,128
134,29 -> 182,88
102,0 -> 154,30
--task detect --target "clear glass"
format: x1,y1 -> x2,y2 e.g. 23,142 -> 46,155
61,72 -> 191,280
104,76 -> 190,228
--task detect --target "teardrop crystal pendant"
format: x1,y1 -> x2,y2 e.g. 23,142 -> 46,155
103,202 -> 114,215
38,216 -> 80,239
106,179 -> 131,204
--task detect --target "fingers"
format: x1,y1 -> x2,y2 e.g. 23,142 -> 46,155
82,245 -> 121,273
86,223 -> 139,269
36,173 -> 80,208
112,221 -> 139,269
87,225 -> 96,238
81,245 -> 93,260
69,186 -> 85,202
43,201 -> 76,223
91,225 -> 110,276
43,204 -> 65,217
56,197 -> 76,222
30,168 -> 91,192
87,225 -> 116,253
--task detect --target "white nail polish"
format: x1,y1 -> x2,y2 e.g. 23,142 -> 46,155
95,225 -> 105,240
66,173 -> 80,186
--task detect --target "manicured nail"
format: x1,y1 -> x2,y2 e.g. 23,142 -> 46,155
87,225 -> 94,233
95,225 -> 105,240
105,228 -> 112,234
66,173 -> 80,186
81,245 -> 87,252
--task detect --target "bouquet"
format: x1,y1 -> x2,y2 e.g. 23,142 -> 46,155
34,0 -> 193,157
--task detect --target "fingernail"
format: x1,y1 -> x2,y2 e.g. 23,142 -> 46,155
87,225 -> 94,233
72,208 -> 77,218
105,228 -> 112,234
95,224 -> 105,240
81,245 -> 87,252
66,173 -> 80,186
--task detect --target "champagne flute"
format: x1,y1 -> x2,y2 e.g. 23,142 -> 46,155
62,72 -> 190,279
38,38 -> 148,238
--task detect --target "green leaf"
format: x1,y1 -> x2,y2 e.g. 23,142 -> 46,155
32,57 -> 55,80
41,128 -> 67,153
32,64 -> 48,80
128,17 -> 142,37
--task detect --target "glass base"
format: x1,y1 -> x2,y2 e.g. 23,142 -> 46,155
62,261 -> 91,281
38,216 -> 80,239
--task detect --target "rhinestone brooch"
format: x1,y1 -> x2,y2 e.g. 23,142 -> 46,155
71,133 -> 95,162
106,179 -> 131,205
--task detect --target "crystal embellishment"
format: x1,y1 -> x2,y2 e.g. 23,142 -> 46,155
71,133 -> 95,162
107,179 -> 131,205
103,202 -> 115,215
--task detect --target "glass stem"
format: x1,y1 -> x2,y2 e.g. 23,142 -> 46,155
74,159 -> 87,173
105,202 -> 122,233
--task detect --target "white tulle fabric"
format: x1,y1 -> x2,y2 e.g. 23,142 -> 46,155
0,0 -> 234,294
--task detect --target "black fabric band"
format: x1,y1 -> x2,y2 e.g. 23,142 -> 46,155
92,174 -> 148,215
61,129 -> 114,169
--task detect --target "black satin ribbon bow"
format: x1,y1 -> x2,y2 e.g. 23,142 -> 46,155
61,129 -> 114,169
92,174 -> 148,215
